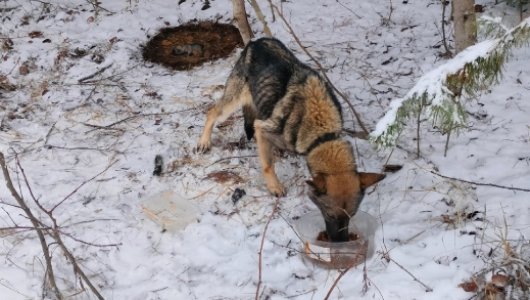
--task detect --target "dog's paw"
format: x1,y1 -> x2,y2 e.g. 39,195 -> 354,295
267,181 -> 286,198
195,140 -> 211,153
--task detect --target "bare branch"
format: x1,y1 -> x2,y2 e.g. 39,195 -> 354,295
0,152 -> 63,300
84,106 -> 204,134
8,152 -> 111,299
429,170 -> 530,193
59,229 -> 121,248
381,251 -> 433,292
255,197 -> 280,300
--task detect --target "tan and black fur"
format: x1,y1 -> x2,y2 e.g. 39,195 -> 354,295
197,38 -> 384,242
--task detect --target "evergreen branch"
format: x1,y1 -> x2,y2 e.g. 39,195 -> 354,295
371,17 -> 530,149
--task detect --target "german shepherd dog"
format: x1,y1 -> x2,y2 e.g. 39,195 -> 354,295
197,38 -> 384,242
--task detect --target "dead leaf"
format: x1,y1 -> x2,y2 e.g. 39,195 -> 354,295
491,274 -> 509,288
19,65 -> 30,75
459,280 -> 478,293
204,170 -> 243,184
28,31 -> 43,38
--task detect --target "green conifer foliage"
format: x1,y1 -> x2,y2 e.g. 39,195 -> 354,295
371,17 -> 530,149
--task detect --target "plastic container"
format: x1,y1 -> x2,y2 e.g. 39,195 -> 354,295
293,210 -> 377,269
141,190 -> 199,233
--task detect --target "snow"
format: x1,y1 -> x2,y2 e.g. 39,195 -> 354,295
1,0 -> 529,299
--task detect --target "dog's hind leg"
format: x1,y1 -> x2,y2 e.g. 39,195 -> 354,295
197,75 -> 251,152
254,119 -> 285,197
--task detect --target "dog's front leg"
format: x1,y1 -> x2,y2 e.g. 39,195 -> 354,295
196,76 -> 250,152
254,120 -> 285,197
196,105 -> 220,152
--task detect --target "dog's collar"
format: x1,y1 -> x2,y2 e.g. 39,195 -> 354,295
305,132 -> 341,154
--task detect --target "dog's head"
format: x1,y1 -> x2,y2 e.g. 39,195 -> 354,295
307,172 -> 385,242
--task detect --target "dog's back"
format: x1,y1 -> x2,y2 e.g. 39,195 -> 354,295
235,38 -> 343,155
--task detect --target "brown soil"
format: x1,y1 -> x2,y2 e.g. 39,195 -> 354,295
316,231 -> 359,243
142,21 -> 243,70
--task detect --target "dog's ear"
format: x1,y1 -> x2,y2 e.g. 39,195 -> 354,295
359,172 -> 385,190
306,173 -> 327,195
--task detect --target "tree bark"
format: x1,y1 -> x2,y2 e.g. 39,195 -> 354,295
232,0 -> 254,45
452,0 -> 477,53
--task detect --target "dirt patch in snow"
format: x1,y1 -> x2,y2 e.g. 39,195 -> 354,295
142,21 -> 243,70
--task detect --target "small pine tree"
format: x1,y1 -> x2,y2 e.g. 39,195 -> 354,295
371,17 -> 530,151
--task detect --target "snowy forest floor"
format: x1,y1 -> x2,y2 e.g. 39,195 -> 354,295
1,0 -> 530,299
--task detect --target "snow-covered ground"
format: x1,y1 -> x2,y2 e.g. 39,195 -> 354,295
1,0 -> 529,299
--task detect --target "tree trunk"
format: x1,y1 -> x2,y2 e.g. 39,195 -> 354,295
452,0 -> 477,53
232,0 -> 254,45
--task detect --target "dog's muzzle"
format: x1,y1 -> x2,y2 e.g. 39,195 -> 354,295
325,216 -> 350,242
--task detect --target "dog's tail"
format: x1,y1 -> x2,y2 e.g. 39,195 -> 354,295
243,105 -> 256,140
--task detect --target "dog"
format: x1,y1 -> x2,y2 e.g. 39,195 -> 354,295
197,38 -> 384,242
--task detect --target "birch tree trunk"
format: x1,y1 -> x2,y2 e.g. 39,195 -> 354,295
452,0 -> 477,53
232,0 -> 254,45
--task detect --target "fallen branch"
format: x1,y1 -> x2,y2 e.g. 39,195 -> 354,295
271,4 -> 369,136
429,170 -> 530,193
14,153 -> 107,299
255,197 -> 280,300
0,152 -> 63,300
4,152 -> 116,299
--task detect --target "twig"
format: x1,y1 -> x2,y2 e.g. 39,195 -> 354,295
382,251 -> 433,292
77,63 -> 113,83
84,106 -> 204,134
266,0 -> 275,22
0,152 -> 63,300
429,170 -> 530,193
324,262 -> 355,300
362,262 -> 386,300
50,230 -> 105,299
255,197 -> 280,300
59,230 -> 121,248
271,4 -> 369,136
85,0 -> 113,15
207,154 -> 257,167
443,129 -> 451,157
0,201 -> 21,209
1,206 -> 19,226
81,122 -> 125,132
62,218 -> 119,228
286,288 -> 317,299
416,104 -> 422,158
43,122 -> 56,146
384,0 -> 394,25
44,145 -> 109,153
335,0 -> 361,18
51,160 -> 117,212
